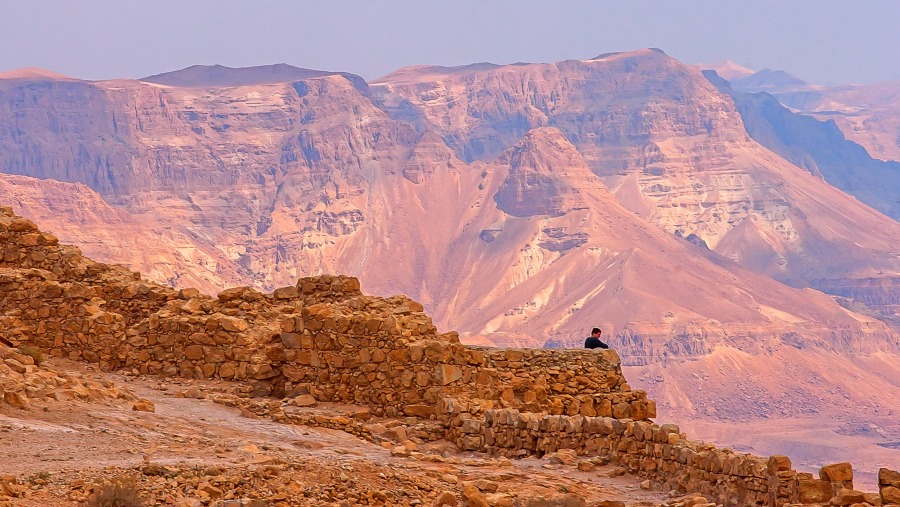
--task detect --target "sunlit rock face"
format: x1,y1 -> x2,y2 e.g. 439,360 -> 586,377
0,54 -> 897,352
2,57 -> 899,487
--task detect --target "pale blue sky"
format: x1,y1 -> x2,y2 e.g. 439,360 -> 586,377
1,1 -> 898,85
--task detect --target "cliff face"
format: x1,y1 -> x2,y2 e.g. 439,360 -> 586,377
373,51 -> 900,317
705,70 -> 900,221
2,57 -> 900,476
0,53 -> 897,354
727,69 -> 900,164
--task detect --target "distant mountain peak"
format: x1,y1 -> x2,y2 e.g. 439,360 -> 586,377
140,63 -> 363,88
731,68 -> 812,93
495,127 -> 607,217
0,67 -> 75,80
590,48 -> 668,60
372,62 -> 503,84
701,60 -> 756,81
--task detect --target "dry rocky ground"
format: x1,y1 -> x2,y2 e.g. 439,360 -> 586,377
0,355 -> 693,507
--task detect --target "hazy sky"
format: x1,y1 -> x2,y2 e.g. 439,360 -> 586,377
2,1 -> 899,85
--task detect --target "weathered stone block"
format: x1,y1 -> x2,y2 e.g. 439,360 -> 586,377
435,364 -> 463,385
831,488 -> 867,506
768,455 -> 792,473
280,333 -> 302,348
183,345 -> 204,361
882,468 -> 900,487
883,485 -> 900,504
403,404 -> 434,418
798,478 -> 833,503
821,462 -> 854,483
273,286 -> 299,299
247,363 -> 276,379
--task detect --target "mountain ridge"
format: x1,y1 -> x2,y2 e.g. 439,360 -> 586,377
2,49 -> 899,477
141,63 -> 368,89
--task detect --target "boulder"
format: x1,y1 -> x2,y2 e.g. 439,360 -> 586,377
821,462 -> 854,484
288,395 -> 317,407
883,485 -> 900,504
798,478 -> 833,503
461,484 -> 489,507
882,468 -> 900,487
831,488 -> 867,506
132,399 -> 156,412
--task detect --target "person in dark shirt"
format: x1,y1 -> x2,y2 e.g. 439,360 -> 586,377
583,327 -> 609,349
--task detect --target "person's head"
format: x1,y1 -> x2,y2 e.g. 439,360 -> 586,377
591,327 -> 602,337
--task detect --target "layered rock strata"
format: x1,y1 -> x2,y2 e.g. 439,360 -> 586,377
1,51 -> 899,343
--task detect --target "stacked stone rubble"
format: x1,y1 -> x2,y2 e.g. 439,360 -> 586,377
0,344 -> 135,409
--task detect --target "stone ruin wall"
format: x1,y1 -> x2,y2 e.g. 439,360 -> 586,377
0,207 -> 650,419
1,206 -> 898,507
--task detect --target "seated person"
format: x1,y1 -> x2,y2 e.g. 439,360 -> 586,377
584,327 -> 609,349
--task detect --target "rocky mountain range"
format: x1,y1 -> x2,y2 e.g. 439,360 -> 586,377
713,62 -> 900,164
1,50 -> 897,341
704,70 -> 900,222
1,50 -> 899,470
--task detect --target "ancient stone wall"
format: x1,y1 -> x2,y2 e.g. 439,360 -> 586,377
0,207 -> 642,419
2,206 -> 897,507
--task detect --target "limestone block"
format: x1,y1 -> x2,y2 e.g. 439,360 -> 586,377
247,363 -> 276,380
821,462 -> 854,483
459,435 -> 483,451
831,488 -> 867,506
435,364 -> 463,385
404,404 -> 434,418
132,399 -> 155,412
882,468 -> 900,488
288,395 -> 317,407
7,219 -> 37,233
883,486 -> 900,505
798,478 -> 834,503
218,362 -> 238,378
273,285 -> 299,299
280,333 -> 302,348
217,287 -> 251,302
218,315 -> 249,332
612,402 -> 631,419
768,455 -> 792,472
183,345 -> 204,361
180,298 -> 205,314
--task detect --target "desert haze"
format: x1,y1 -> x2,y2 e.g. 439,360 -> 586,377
1,48 -> 899,495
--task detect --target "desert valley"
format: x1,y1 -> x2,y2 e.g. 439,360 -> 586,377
1,43 -> 899,507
